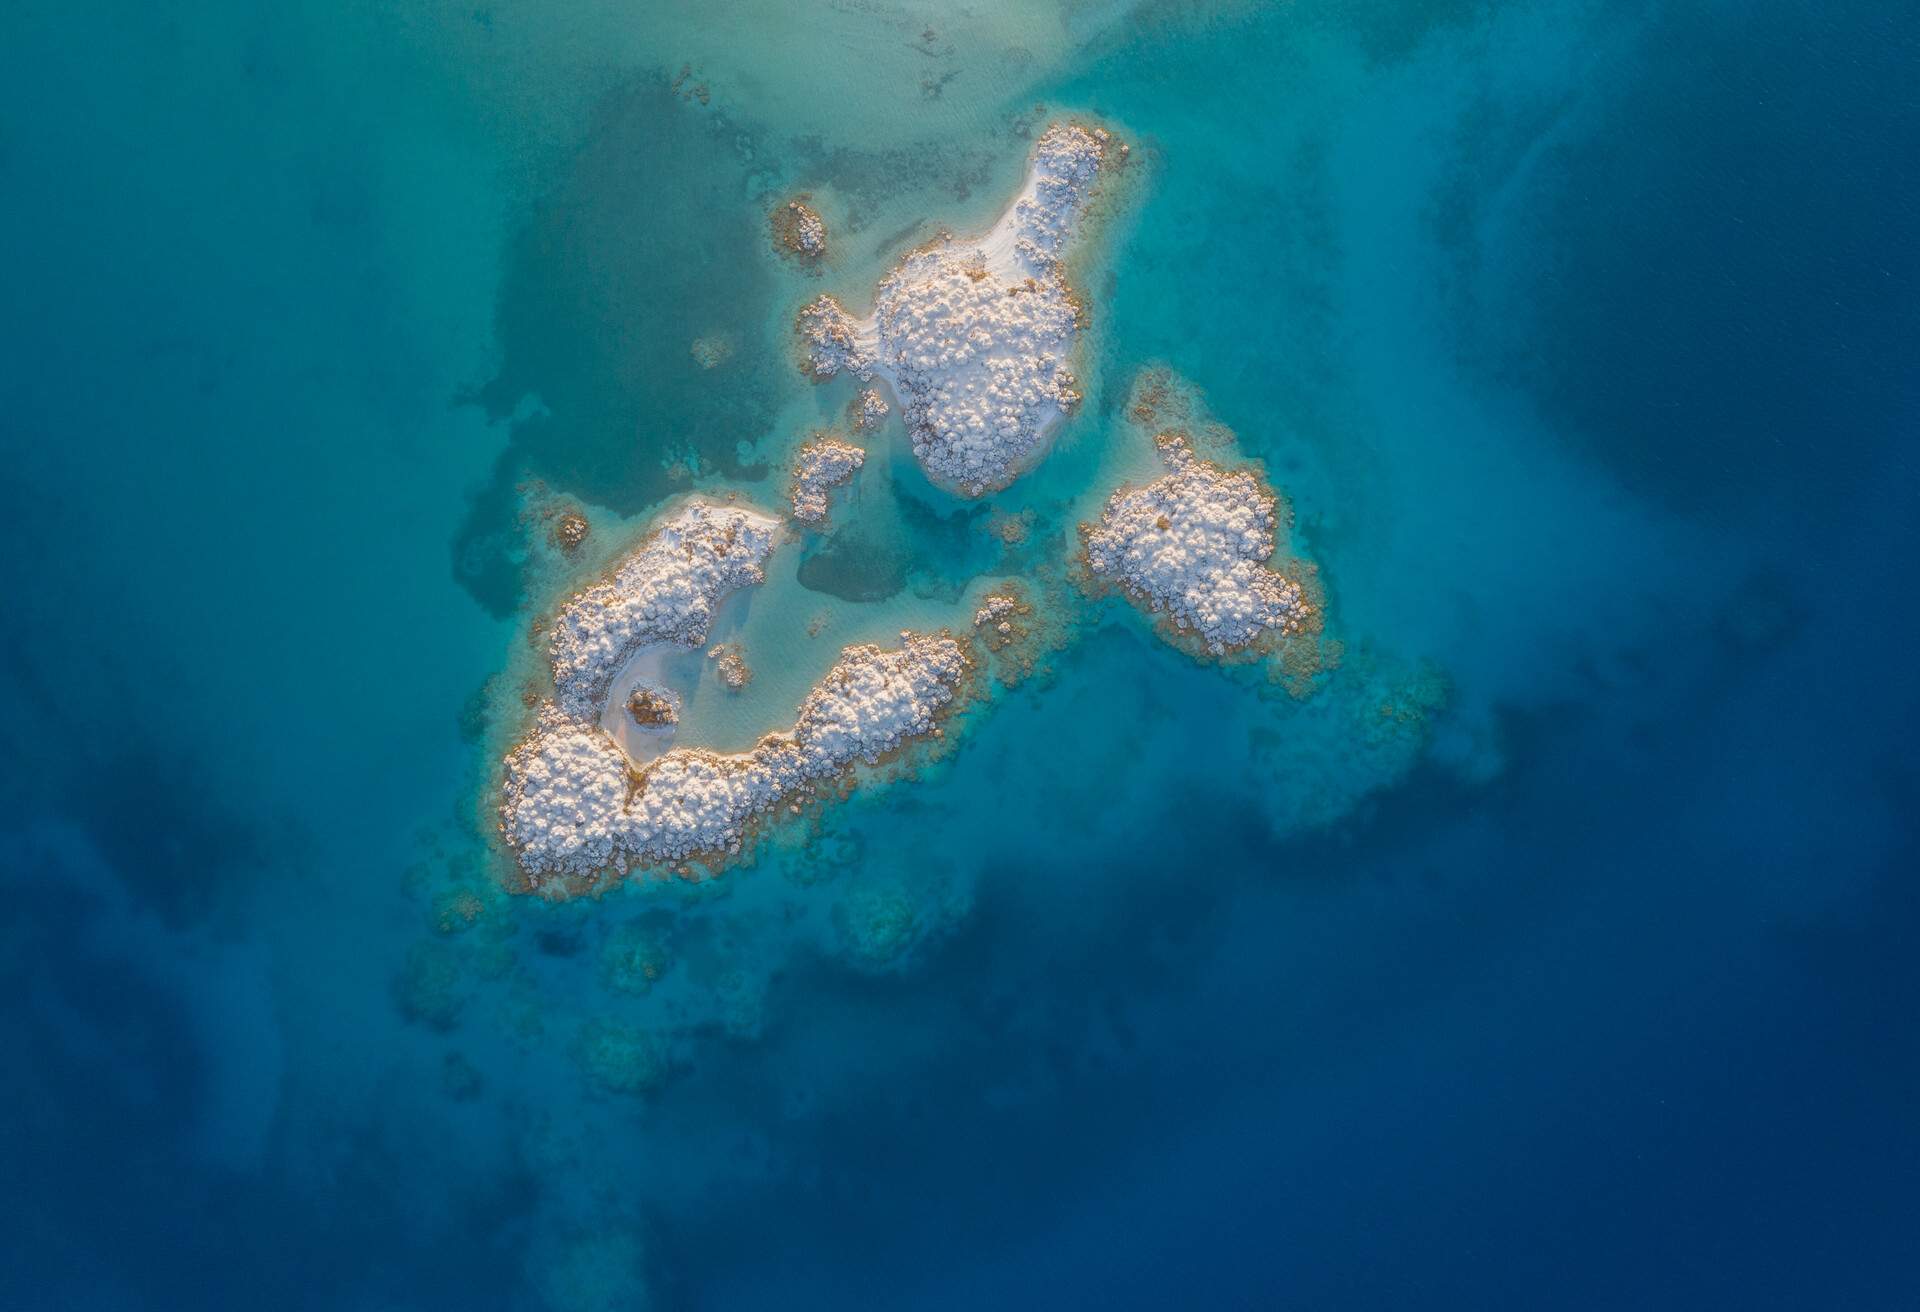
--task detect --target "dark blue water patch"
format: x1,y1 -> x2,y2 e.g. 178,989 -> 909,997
1783,748 -> 1920,1100
1,874 -> 205,1304
1301,0 -> 1508,67
449,448 -> 534,619
1457,0 -> 1920,510
652,790 -> 1266,1305
651,775 -> 1509,1308
55,743 -> 271,931
634,497 -> 1920,1310
693,685 -> 1915,1310
0,842 -> 535,1309
895,482 -> 994,591
474,73 -> 781,497
1707,564 -> 1806,663
453,73 -> 781,613
794,482 -> 993,603
796,519 -> 909,602
785,127 -> 1019,235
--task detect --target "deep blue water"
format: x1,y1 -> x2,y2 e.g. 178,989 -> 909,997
3,1 -> 1916,1308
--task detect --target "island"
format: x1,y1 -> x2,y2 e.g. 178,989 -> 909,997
1081,433 -> 1318,656
497,495 -> 974,892
501,625 -> 971,893
788,435 -> 866,526
486,131 -> 1363,906
797,122 -> 1114,496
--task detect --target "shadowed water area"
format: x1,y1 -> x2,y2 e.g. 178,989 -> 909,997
2,0 -> 1917,1308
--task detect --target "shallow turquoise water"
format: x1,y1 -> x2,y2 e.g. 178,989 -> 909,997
3,1 -> 1917,1307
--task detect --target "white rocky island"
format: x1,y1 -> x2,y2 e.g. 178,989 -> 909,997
547,500 -> 782,720
1081,434 -> 1317,657
497,497 -> 973,892
797,122 -> 1114,496
771,197 -> 828,262
788,435 -> 866,526
484,126 -> 1357,910
502,631 -> 971,891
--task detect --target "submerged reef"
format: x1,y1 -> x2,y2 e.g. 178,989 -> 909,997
552,511 -> 590,554
797,123 -> 1113,496
433,886 -> 488,936
831,867 -> 975,973
706,641 -> 752,689
848,386 -> 890,433
770,196 -> 828,262
529,1227 -> 652,1312
833,879 -> 919,968
574,1019 -> 675,1097
973,589 -> 1029,647
970,577 -> 1072,688
688,332 -> 736,369
788,434 -> 866,525
599,920 -> 674,994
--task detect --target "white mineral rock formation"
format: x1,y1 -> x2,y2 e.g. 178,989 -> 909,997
625,684 -> 681,727
798,122 -> 1111,496
792,208 -> 826,256
1082,435 -> 1312,654
546,501 -> 781,719
773,198 -> 828,260
707,642 -> 752,689
500,632 -> 970,886
796,297 -> 867,381
498,704 -> 637,880
849,387 -> 890,433
788,436 -> 866,525
788,634 -> 967,767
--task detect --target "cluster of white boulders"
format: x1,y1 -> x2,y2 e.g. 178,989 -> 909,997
796,296 -> 872,381
1009,123 -> 1110,265
1082,436 -> 1312,654
973,593 -> 1022,629
499,499 -> 790,881
849,387 -> 890,433
773,198 -> 828,260
500,631 -> 970,886
498,705 -> 637,878
706,642 -> 752,689
871,251 -> 1079,495
788,436 -> 866,525
797,123 -> 1110,496
546,501 -> 782,719
789,633 -> 967,766
794,208 -> 827,256
971,586 -> 1034,657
